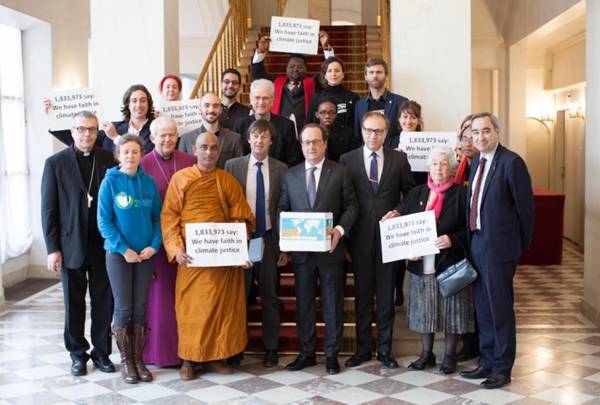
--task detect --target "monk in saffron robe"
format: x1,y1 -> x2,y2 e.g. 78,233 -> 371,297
161,132 -> 255,380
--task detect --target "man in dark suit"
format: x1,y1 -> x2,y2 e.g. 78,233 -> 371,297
233,79 -> 302,167
41,111 -> 117,376
278,124 -> 359,374
460,112 -> 534,389
354,58 -> 408,147
224,119 -> 288,368
340,112 -> 414,369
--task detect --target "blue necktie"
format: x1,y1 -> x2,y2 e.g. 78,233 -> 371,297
369,152 -> 379,192
255,161 -> 266,237
307,166 -> 317,208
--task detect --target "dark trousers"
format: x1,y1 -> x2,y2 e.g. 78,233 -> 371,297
61,247 -> 113,359
471,233 -> 516,377
244,232 -> 280,350
352,240 -> 396,355
293,257 -> 345,357
106,252 -> 154,327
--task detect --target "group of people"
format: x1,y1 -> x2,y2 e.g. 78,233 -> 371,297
40,34 -> 534,391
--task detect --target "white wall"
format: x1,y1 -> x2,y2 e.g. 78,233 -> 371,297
89,0 -> 179,119
178,0 -> 228,80
583,0 -> 600,326
390,0 -> 471,131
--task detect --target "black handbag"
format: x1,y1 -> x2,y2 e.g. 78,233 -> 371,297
435,242 -> 478,297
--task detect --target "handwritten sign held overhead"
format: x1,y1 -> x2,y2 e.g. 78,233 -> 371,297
399,132 -> 457,172
269,16 -> 320,55
48,88 -> 104,131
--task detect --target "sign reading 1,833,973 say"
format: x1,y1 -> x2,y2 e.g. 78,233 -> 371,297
399,132 -> 457,172
269,16 -> 320,55
185,222 -> 249,267
48,88 -> 104,131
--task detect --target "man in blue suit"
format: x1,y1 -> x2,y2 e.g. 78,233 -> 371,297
460,112 -> 534,389
354,58 -> 408,147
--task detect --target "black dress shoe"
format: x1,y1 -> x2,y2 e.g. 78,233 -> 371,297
439,354 -> 457,374
285,355 -> 317,371
481,374 -> 511,389
326,356 -> 340,375
227,352 -> 244,366
91,355 -> 116,373
345,353 -> 371,367
263,350 -> 278,368
376,352 -> 399,369
70,358 -> 88,376
460,366 -> 492,379
408,351 -> 436,370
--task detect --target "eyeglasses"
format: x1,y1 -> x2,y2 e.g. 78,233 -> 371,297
74,126 -> 98,134
301,139 -> 323,146
222,79 -> 240,85
362,127 -> 386,136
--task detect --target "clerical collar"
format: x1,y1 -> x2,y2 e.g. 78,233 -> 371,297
73,145 -> 94,157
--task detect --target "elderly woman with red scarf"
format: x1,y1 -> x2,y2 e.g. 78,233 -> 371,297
396,146 -> 474,374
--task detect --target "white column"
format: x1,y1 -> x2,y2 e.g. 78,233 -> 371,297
583,0 -> 600,326
507,42 -> 527,155
390,0 -> 471,131
89,0 -> 179,119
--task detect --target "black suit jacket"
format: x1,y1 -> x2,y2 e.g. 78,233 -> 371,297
467,144 -> 535,264
224,154 -> 288,229
277,159 -> 359,265
340,147 -> 415,254
401,184 -> 468,276
233,113 -> 302,167
41,146 -> 117,269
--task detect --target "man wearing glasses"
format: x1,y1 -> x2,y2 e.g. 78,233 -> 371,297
277,123 -> 358,375
219,68 -> 251,130
340,112 -> 414,369
41,111 -> 117,376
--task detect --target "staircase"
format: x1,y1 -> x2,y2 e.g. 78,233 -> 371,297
237,25 -> 384,105
243,25 -> 386,355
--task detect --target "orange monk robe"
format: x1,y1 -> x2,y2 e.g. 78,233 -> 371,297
161,166 -> 255,362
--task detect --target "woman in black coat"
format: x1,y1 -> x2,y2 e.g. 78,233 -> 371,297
395,145 -> 474,374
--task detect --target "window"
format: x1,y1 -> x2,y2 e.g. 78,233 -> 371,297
0,23 -> 31,263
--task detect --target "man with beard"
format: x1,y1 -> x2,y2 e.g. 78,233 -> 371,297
354,58 -> 408,147
179,92 -> 244,168
314,98 -> 359,162
251,32 -> 334,134
220,68 -> 251,130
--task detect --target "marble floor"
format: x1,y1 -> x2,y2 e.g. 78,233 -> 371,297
1,244 -> 600,404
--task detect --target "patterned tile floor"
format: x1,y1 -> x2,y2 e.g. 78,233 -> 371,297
1,244 -> 599,404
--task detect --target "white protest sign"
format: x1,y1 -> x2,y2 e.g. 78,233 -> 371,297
269,16 -> 320,55
185,222 -> 248,267
48,88 -> 104,131
158,99 -> 203,134
380,210 -> 440,264
399,132 -> 457,172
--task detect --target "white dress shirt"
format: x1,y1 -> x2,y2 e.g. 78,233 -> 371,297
304,158 -> 345,236
470,143 -> 498,230
363,146 -> 384,183
246,155 -> 271,231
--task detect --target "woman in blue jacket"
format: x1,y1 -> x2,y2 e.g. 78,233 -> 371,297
98,134 -> 162,384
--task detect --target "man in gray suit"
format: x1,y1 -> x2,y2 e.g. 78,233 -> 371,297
224,119 -> 288,368
179,92 -> 243,168
340,112 -> 414,369
278,123 -> 359,375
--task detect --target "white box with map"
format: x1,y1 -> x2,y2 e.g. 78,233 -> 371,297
279,212 -> 333,252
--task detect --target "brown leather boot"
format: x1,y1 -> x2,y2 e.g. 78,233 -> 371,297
132,324 -> 153,382
112,325 -> 138,384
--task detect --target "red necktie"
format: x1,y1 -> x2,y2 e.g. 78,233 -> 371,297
469,158 -> 487,231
